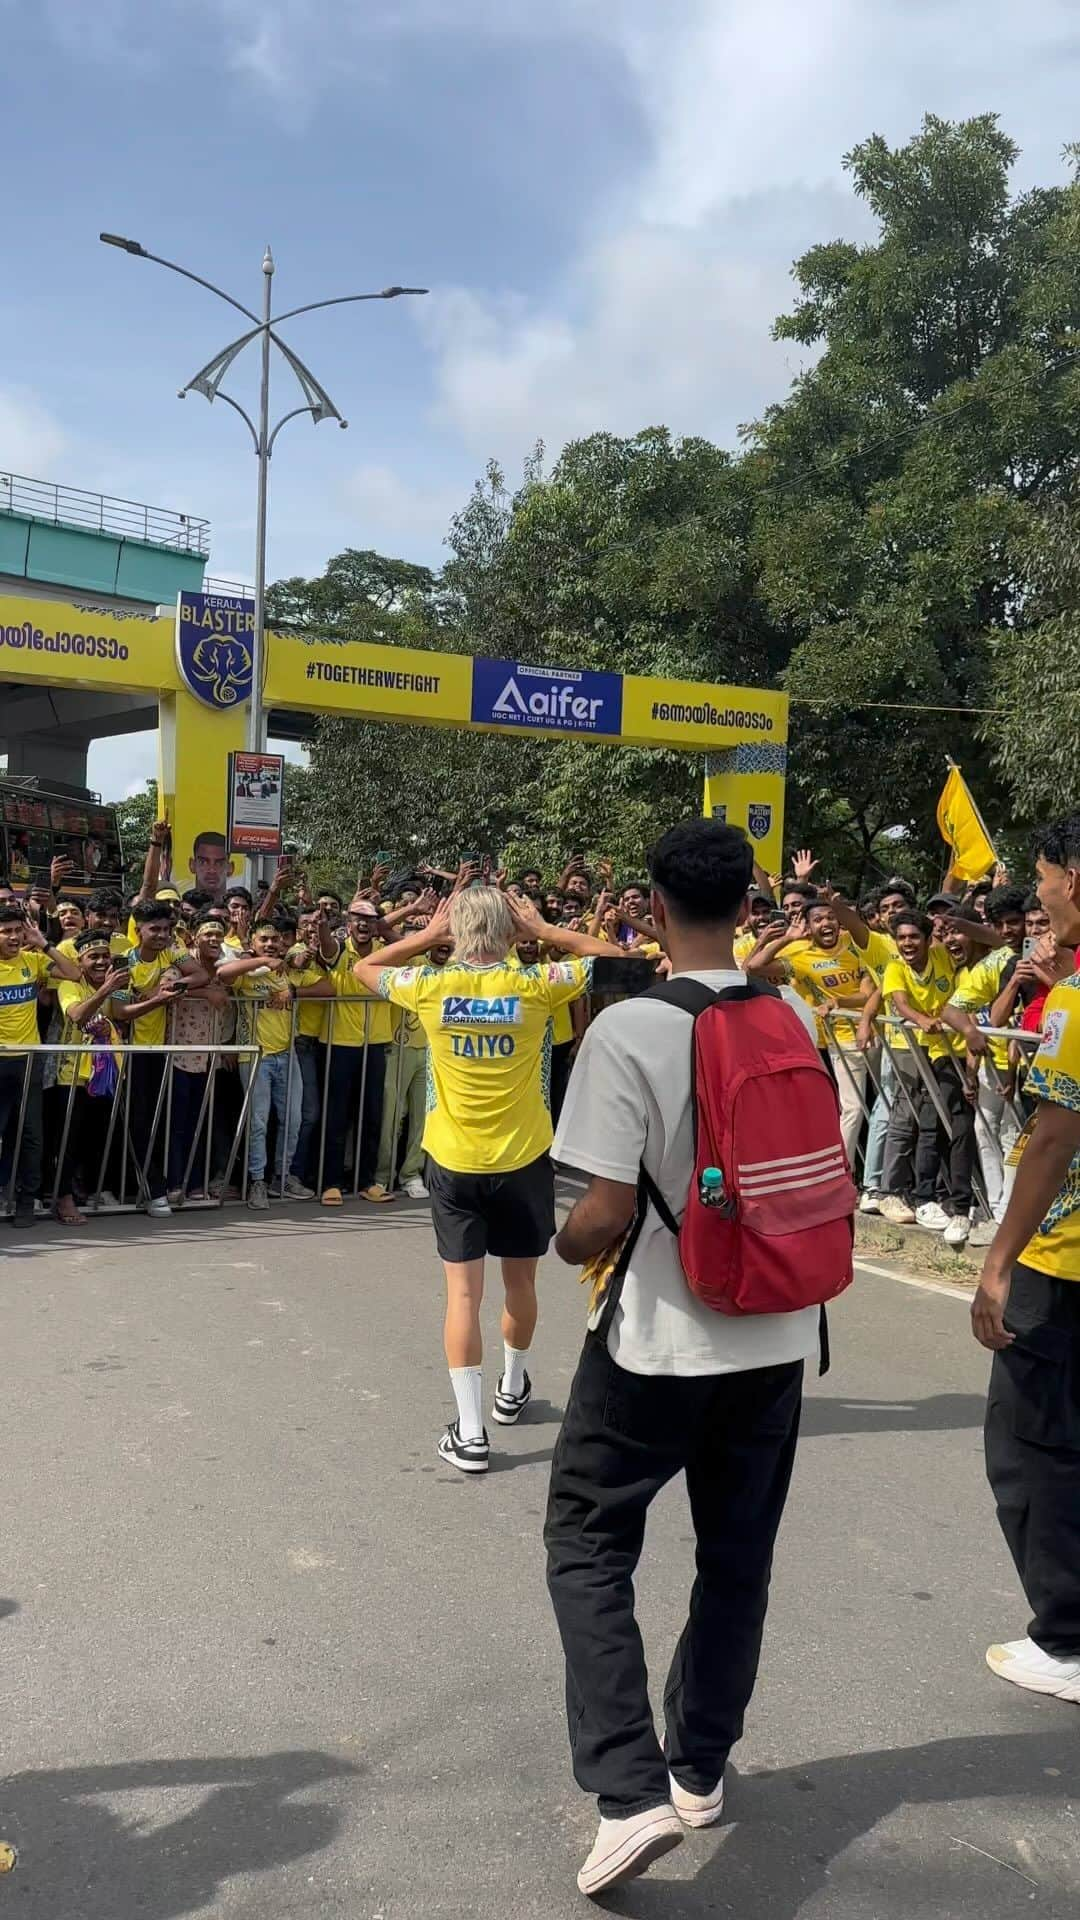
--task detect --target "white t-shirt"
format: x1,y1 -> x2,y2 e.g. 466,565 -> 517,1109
553,970 -> 821,1377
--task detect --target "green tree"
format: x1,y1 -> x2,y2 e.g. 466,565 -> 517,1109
285,429 -> 781,877
752,113 -> 1080,880
988,488 -> 1080,816
109,779 -> 158,885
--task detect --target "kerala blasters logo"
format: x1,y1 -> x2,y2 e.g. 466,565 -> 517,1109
747,803 -> 772,841
177,632 -> 253,708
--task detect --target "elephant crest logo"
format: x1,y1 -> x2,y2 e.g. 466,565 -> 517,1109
176,594 -> 255,709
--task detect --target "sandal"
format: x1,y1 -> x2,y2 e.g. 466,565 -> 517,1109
56,1197 -> 86,1226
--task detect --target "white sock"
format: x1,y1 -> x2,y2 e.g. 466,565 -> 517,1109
449,1366 -> 484,1441
503,1344 -> 529,1396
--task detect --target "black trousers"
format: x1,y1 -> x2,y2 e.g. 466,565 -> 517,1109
914,1056 -> 975,1211
127,1053 -> 168,1201
321,1044 -> 387,1192
549,1040 -> 574,1131
48,1084 -> 119,1200
545,1335 -> 803,1816
985,1262 -> 1080,1656
0,1052 -> 44,1204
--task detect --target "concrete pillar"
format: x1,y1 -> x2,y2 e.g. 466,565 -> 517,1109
4,732 -> 89,789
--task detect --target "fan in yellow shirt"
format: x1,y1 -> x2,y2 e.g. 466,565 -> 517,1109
217,922 -> 333,1208
970,823 -> 1080,1700
353,885 -> 616,1474
0,906 -> 87,1219
51,929 -> 127,1224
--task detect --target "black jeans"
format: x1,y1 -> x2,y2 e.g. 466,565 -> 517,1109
914,1056 -> 975,1211
167,1069 -> 211,1192
549,1040 -> 574,1131
321,1044 -> 387,1192
545,1336 -> 803,1816
0,1052 -> 44,1204
127,1052 -> 168,1201
985,1262 -> 1080,1656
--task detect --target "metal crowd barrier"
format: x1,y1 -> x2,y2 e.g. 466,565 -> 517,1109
822,1012 -> 1041,1207
0,992 -> 416,1221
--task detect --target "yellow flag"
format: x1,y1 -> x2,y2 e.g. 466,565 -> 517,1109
936,765 -> 996,884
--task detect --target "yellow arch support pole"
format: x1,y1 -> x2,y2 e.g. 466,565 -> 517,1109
157,689 -> 247,891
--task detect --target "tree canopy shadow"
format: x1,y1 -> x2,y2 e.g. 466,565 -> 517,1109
0,1748 -> 360,1919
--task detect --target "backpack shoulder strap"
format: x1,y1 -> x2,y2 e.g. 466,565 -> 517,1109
644,975 -> 781,1016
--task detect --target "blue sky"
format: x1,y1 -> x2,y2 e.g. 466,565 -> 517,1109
1,0 -> 1078,796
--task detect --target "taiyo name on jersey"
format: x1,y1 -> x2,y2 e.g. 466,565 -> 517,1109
440,994 -> 523,1026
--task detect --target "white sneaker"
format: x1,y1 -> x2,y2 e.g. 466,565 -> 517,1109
858,1190 -> 881,1214
147,1196 -> 172,1219
577,1806 -> 683,1897
943,1214 -> 971,1248
402,1176 -> 428,1199
668,1770 -> 725,1829
878,1194 -> 916,1225
986,1637 -> 1080,1701
915,1201 -> 950,1231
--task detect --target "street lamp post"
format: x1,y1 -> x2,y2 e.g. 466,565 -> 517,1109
99,231 -> 427,872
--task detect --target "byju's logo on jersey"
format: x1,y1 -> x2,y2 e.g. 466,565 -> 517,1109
441,994 -> 523,1027
176,592 -> 255,709
471,658 -> 623,737
747,803 -> 772,841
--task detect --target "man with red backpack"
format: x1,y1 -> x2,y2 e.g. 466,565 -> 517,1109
544,819 -> 855,1898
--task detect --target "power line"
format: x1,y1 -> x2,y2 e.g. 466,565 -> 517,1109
788,695 -> 1009,716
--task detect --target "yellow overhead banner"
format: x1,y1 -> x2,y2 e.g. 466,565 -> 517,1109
0,586 -> 790,873
622,675 -> 788,751
0,592 -> 175,693
263,632 -> 474,726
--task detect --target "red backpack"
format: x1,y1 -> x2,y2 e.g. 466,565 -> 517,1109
641,977 -> 856,1318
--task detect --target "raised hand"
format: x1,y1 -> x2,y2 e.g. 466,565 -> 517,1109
791,848 -> 819,882
507,892 -> 547,941
421,895 -> 454,944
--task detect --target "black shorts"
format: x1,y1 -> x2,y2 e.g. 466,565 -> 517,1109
424,1152 -> 555,1264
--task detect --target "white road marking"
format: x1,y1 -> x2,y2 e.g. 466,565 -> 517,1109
855,1258 -> 974,1304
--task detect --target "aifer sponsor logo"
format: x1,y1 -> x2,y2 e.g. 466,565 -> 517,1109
471,658 -> 622,736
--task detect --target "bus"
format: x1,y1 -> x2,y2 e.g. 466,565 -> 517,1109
0,777 -> 125,898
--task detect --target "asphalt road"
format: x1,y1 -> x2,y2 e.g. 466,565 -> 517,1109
1,1197 -> 1077,1918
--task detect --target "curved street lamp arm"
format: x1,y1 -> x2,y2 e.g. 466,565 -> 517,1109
208,389 -> 260,453
268,404 -> 348,457
269,288 -> 427,325
138,249 -> 261,325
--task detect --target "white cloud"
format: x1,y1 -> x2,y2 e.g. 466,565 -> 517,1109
425,221 -> 802,461
29,0 -> 1080,564
0,386 -> 70,478
342,463 -> 463,555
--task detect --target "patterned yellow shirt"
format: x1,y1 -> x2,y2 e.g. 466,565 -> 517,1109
1013,973 -> 1080,1281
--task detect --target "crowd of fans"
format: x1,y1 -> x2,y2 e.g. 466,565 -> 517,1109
0,820 -> 1071,1237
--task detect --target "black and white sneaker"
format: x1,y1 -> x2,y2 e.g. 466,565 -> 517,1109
492,1371 -> 532,1426
437,1420 -> 490,1473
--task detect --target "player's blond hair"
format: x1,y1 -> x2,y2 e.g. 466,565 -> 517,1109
449,885 -> 514,963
